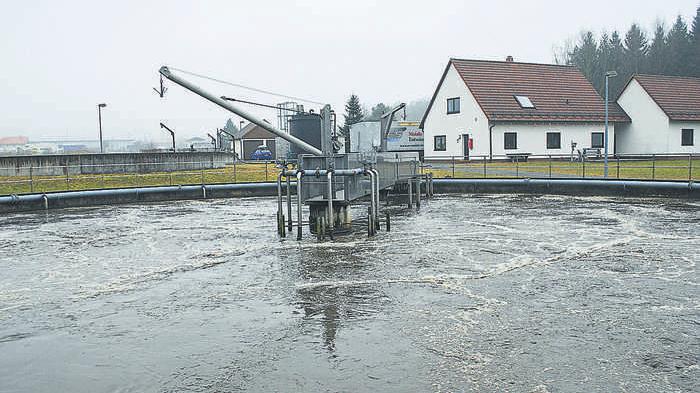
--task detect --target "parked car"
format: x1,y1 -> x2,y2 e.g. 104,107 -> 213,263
250,145 -> 272,160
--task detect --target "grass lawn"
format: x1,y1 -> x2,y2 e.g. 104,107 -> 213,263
2,158 -> 698,196
0,163 -> 277,196
424,158 -> 700,181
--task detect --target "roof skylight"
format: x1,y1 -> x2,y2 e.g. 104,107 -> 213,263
514,95 -> 535,109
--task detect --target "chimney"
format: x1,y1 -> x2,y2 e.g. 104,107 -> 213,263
506,56 -> 514,62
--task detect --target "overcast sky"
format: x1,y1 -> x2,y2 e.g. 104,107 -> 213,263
1,0 -> 697,143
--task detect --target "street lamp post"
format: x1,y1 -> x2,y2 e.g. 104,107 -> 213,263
604,71 -> 617,178
97,103 -> 107,153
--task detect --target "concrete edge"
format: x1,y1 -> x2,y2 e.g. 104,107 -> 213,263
433,178 -> 699,199
1,178 -> 697,214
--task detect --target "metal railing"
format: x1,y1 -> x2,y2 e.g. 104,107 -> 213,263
0,160 -> 281,196
422,153 -> 698,182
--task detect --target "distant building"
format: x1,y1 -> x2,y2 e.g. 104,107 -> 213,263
421,57 -> 629,159
0,136 -> 29,154
233,121 -> 278,160
616,74 -> 699,154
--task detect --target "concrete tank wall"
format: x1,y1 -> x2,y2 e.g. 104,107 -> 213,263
0,152 -> 235,177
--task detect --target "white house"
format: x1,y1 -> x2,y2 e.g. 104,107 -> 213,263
421,57 -> 630,160
616,74 -> 699,154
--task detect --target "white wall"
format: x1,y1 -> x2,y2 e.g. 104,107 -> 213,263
616,79 -> 698,154
492,122 -> 614,157
670,121 -> 699,154
422,64 -> 489,158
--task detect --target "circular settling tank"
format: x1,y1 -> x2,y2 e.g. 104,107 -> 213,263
0,195 -> 697,392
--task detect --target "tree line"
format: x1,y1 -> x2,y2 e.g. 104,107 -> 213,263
561,6 -> 700,97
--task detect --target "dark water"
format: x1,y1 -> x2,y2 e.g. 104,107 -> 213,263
0,195 -> 698,392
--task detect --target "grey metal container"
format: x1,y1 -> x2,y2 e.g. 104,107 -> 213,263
289,114 -> 322,158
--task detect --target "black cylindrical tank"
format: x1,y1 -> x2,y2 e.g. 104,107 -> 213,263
289,113 -> 322,157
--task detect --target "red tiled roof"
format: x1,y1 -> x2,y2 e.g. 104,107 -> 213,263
421,58 -> 630,127
628,74 -> 700,121
0,136 -> 29,145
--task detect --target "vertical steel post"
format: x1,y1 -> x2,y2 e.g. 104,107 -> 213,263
372,169 -> 380,224
407,179 -> 413,208
29,166 -> 34,193
296,171 -> 303,240
652,155 -> 656,180
367,170 -> 376,234
327,171 -> 334,230
451,156 -> 455,178
548,155 -> 552,178
689,154 -> 693,181
617,156 -> 621,179
277,172 -> 285,236
415,179 -> 421,210
286,173 -> 292,232
483,156 -> 487,178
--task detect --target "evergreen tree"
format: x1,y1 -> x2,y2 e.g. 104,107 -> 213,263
666,15 -> 691,76
690,7 -> 700,76
623,23 -> 649,74
647,23 -> 668,75
367,103 -> 390,121
570,31 -> 599,90
341,94 -> 364,137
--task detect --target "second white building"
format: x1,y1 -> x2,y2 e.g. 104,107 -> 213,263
420,57 -> 630,160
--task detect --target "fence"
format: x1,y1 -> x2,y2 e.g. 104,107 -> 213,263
0,160 -> 280,196
1,154 -> 698,197
422,153 -> 699,182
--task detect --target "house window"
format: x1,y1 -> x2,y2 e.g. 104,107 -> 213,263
504,132 -> 517,150
434,135 -> 447,151
447,97 -> 460,114
591,132 -> 604,148
682,129 -> 694,146
546,132 -> 561,149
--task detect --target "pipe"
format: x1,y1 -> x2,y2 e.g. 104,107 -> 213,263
366,170 -> 376,235
296,171 -> 304,240
277,172 -> 284,236
159,66 -> 324,156
282,168 -> 365,177
327,171 -> 334,230
286,173 -> 292,233
371,169 -> 380,223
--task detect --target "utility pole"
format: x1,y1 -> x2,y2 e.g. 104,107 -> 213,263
604,71 -> 617,178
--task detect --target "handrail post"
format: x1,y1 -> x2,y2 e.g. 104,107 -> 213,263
29,166 -> 34,193
286,172 -> 293,233
616,156 -> 620,179
483,155 -> 487,178
451,156 -> 455,178
548,155 -> 552,178
296,171 -> 303,240
651,154 -> 656,180
689,154 -> 693,181
327,171 -> 334,231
